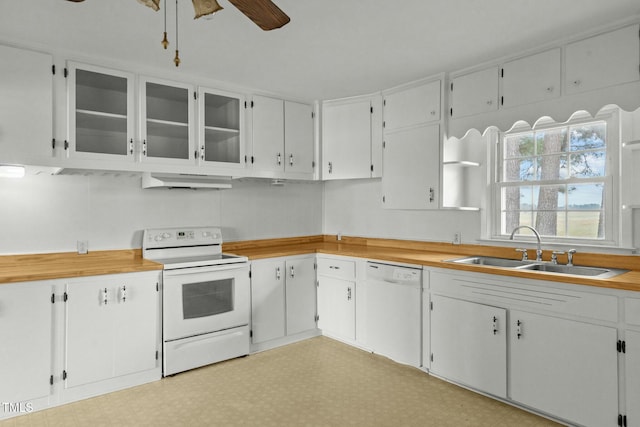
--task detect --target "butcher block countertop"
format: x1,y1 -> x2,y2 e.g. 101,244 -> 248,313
224,235 -> 640,293
0,249 -> 162,284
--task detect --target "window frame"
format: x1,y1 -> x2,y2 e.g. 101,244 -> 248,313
489,109 -> 620,247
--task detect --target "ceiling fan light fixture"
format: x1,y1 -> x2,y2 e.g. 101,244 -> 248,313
137,0 -> 160,11
192,0 -> 223,20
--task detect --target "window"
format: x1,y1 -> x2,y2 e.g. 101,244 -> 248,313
493,111 -> 619,244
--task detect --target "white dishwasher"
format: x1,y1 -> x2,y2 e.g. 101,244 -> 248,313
365,261 -> 422,367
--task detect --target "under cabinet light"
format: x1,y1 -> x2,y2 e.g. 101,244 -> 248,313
0,165 -> 26,178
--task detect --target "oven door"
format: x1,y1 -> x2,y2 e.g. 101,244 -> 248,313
162,263 -> 250,342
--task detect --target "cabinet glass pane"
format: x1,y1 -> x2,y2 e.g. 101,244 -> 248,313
146,121 -> 189,159
146,82 -> 188,123
203,93 -> 240,164
75,69 -> 128,155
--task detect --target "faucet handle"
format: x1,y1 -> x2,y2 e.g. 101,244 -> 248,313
515,248 -> 528,261
551,251 -> 565,264
567,249 -> 577,266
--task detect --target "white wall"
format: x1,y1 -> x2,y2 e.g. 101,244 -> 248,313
323,178 -> 481,243
0,174 -> 323,255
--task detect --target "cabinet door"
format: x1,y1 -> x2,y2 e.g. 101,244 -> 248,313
198,87 -> 245,168
430,295 -> 507,398
285,256 -> 317,335
65,279 -> 117,388
626,330 -> 640,426
251,259 -> 286,343
67,62 -> 135,161
0,45 -> 53,163
450,67 -> 499,118
0,281 -> 53,403
317,276 -> 355,341
565,24 -> 640,95
510,310 -> 618,427
251,95 -> 284,173
383,80 -> 441,130
382,124 -> 440,209
113,274 -> 159,377
284,100 -> 314,175
140,77 -> 195,165
501,49 -> 561,108
322,99 -> 372,180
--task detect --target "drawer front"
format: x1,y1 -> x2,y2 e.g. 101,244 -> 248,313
430,270 -> 618,323
317,257 -> 356,280
625,298 -> 640,326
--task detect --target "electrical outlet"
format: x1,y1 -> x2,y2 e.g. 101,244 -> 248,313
77,240 -> 88,255
453,232 -> 461,245
337,232 -> 342,241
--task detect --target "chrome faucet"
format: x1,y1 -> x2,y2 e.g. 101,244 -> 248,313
509,225 -> 543,261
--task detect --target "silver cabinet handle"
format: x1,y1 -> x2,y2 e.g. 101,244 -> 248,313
289,153 -> 294,167
492,316 -> 498,335
290,265 -> 295,278
328,161 -> 333,174
120,285 -> 127,303
276,267 -> 281,280
429,187 -> 435,203
103,288 -> 109,305
516,320 -> 523,339
277,153 -> 282,165
142,139 -> 147,157
129,139 -> 134,155
347,287 -> 352,301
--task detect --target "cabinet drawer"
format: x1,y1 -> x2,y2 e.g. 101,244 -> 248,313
625,298 -> 640,326
317,258 -> 356,279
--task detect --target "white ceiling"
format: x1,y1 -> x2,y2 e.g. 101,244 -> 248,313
1,1 -> 639,102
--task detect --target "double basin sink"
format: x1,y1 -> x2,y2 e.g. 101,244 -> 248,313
446,256 -> 628,279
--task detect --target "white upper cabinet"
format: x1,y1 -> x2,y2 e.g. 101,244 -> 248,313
383,80 -> 441,130
501,48 -> 561,108
0,44 -> 53,164
382,124 -> 440,209
250,95 -> 285,173
66,62 -> 135,161
450,67 -> 499,119
197,87 -> 244,169
565,24 -> 640,95
249,96 -> 314,178
284,100 -> 314,176
139,76 -> 195,166
322,94 -> 382,180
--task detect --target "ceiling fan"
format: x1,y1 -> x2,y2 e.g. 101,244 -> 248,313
66,0 -> 290,66
66,0 -> 290,31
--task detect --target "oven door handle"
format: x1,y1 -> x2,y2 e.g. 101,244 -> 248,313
163,263 -> 249,277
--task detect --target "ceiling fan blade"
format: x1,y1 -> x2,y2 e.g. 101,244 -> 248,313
227,0 -> 290,31
65,0 -> 85,2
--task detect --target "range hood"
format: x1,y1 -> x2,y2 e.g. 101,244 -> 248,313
142,173 -> 232,190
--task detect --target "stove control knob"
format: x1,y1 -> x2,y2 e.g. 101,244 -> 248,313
162,232 -> 171,239
154,235 -> 162,242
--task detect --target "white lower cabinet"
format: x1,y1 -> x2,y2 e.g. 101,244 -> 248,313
0,281 -> 54,413
317,256 -> 357,342
509,310 -> 618,427
64,273 -> 159,389
428,268 -> 625,427
0,271 -> 161,420
429,295 -> 507,398
250,255 -> 317,346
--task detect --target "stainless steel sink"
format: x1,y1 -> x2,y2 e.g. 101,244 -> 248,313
446,256 -> 530,268
446,256 -> 628,279
517,263 -> 628,278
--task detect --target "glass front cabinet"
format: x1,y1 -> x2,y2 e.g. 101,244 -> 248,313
66,62 -> 135,161
139,76 -> 195,166
197,87 -> 245,169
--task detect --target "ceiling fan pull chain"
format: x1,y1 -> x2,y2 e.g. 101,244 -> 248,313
174,0 -> 181,66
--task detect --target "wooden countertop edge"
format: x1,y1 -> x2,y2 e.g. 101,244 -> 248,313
0,249 -> 163,285
226,235 -> 640,293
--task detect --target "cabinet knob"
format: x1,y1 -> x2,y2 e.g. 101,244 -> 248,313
486,100 -> 493,105
430,110 -> 436,116
546,86 -> 554,93
573,79 -> 581,86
